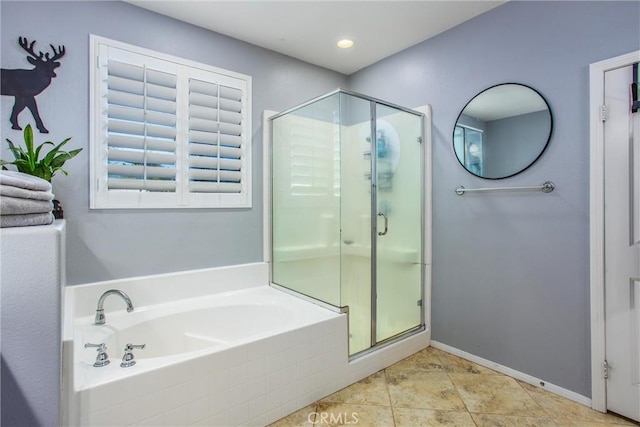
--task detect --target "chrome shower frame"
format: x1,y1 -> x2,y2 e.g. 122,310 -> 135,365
269,88 -> 426,358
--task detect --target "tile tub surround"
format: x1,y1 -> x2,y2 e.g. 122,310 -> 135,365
63,262 -> 431,426
71,318 -> 348,426
272,347 -> 638,427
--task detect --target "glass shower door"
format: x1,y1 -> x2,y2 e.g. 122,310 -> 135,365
374,104 -> 423,343
339,93 -> 373,355
271,89 -> 424,357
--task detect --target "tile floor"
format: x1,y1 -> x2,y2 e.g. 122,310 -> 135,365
270,346 -> 639,427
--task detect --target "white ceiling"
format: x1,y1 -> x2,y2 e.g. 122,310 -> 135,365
126,0 -> 506,75
463,84 -> 548,122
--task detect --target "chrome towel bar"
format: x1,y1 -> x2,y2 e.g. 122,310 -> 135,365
455,181 -> 555,196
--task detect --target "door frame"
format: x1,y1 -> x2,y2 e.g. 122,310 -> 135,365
589,49 -> 640,413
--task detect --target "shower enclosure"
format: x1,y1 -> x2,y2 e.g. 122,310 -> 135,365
270,90 -> 424,356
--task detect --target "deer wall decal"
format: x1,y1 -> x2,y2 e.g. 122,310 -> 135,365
1,37 -> 66,134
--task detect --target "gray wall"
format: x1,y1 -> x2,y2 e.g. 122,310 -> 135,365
457,113 -> 486,133
1,223 -> 64,427
349,1 -> 639,397
484,110 -> 551,178
0,1 -> 346,286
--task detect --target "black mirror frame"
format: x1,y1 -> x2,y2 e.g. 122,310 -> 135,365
453,82 -> 553,180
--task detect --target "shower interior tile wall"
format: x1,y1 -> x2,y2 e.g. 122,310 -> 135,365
76,317 -> 348,426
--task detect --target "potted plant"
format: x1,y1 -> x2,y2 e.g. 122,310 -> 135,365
1,124 -> 82,218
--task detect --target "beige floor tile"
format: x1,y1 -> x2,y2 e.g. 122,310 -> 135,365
385,348 -> 445,373
386,370 -> 466,411
320,370 -> 390,406
433,350 -> 500,375
269,404 -> 317,427
424,347 -> 461,362
449,373 -> 547,417
471,413 -> 558,426
393,407 -> 476,426
271,348 -> 640,427
518,381 -> 638,426
555,421 -> 639,427
314,402 -> 394,427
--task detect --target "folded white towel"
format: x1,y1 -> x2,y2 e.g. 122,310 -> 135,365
0,185 -> 54,201
0,212 -> 54,228
0,170 -> 52,192
0,196 -> 53,215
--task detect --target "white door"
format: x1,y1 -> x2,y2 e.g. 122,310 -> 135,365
604,63 -> 640,422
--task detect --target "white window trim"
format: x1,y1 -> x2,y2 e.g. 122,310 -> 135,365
89,35 -> 252,209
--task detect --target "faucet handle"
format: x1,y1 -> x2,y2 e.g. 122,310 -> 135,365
120,343 -> 145,368
85,342 -> 110,367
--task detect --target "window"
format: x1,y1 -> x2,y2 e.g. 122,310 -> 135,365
90,35 -> 251,209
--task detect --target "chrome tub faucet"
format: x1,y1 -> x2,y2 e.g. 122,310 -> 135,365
95,289 -> 134,325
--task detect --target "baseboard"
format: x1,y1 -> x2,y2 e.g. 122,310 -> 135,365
430,340 -> 592,408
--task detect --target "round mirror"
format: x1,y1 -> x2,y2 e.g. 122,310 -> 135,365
453,83 -> 552,179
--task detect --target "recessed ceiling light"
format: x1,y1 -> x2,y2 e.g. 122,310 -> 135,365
337,39 -> 354,49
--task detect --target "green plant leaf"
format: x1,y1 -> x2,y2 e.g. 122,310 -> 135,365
23,124 -> 33,152
12,159 -> 33,174
5,139 -> 27,161
43,138 -> 72,166
41,168 -> 52,182
32,164 -> 45,181
50,152 -> 76,169
2,129 -> 80,182
34,141 -> 54,163
23,124 -> 36,170
56,137 -> 72,148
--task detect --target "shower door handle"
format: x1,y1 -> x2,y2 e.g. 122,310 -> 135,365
378,212 -> 388,236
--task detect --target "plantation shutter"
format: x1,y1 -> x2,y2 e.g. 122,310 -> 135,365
188,79 -> 244,194
91,36 -> 251,209
106,60 -> 178,192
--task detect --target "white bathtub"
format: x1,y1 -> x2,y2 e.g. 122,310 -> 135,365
62,262 -> 429,426
72,286 -> 341,393
79,290 -> 301,361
